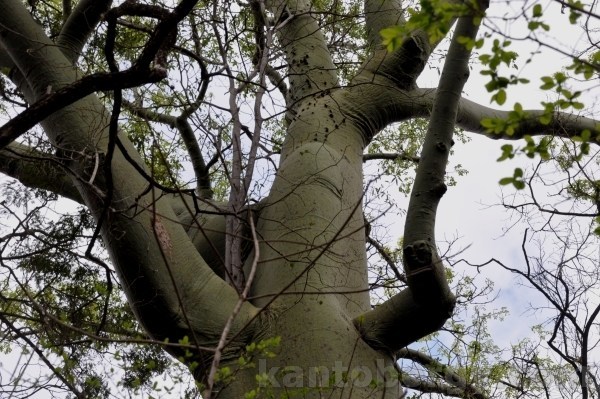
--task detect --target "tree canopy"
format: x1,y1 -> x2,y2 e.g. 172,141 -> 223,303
0,0 -> 599,398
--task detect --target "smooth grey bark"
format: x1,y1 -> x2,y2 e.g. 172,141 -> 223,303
0,142 -> 83,204
354,4 -> 487,352
57,0 -> 113,63
364,0 -> 405,49
268,0 -> 339,113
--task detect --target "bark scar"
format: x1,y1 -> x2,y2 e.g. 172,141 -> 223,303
153,216 -> 173,258
403,240 -> 434,277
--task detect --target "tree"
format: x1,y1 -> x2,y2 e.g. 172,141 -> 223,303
0,0 -> 598,398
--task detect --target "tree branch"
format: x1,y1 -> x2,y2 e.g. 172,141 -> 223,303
363,151 -> 419,163
353,0 -> 467,91
123,100 -> 213,198
398,348 -> 487,399
56,0 -> 113,64
269,0 -> 339,113
366,235 -> 407,284
455,94 -> 600,143
354,3 -> 488,353
0,67 -> 167,149
340,83 -> 600,145
400,371 -> 487,399
0,142 -> 83,204
363,0 -> 405,49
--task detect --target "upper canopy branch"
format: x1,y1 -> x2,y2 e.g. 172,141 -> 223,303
268,0 -> 338,113
354,3 -> 488,353
363,0 -> 405,49
0,67 -> 166,149
0,0 -> 202,149
56,0 -> 113,64
339,83 -> 600,145
413,88 -> 600,143
353,0 -> 466,91
398,348 -> 488,399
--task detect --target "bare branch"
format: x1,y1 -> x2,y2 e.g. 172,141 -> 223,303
398,348 -> 487,399
0,68 -> 166,149
363,151 -> 419,163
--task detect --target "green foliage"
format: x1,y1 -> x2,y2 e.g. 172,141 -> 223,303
0,191 -> 197,397
499,167 -> 526,190
381,0 -> 473,51
481,102 -> 527,136
479,39 -> 524,105
564,0 -> 585,24
567,51 -> 600,80
527,4 -> 550,31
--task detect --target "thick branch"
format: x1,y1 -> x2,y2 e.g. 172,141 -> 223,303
364,0 -> 405,49
352,31 -> 431,91
0,68 -> 167,149
341,83 -> 600,145
56,0 -> 113,64
171,195 -> 228,278
456,95 -> 600,142
353,0 -> 464,91
354,5 -> 487,353
0,142 -> 82,204
269,0 -> 339,111
409,88 -> 600,142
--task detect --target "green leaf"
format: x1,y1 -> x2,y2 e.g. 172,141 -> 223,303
480,118 -> 496,128
513,180 -> 526,190
495,89 -> 507,105
532,4 -> 543,17
514,168 -> 523,178
581,129 -> 591,141
485,80 -> 498,92
499,177 -> 514,185
540,76 -> 554,90
539,113 -> 552,125
554,72 -> 567,84
514,102 -> 524,113
497,144 -> 514,161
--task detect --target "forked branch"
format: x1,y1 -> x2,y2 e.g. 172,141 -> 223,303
354,1 -> 489,353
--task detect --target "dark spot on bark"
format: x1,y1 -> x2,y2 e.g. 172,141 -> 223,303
403,241 -> 432,267
436,142 -> 447,152
431,182 -> 447,197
